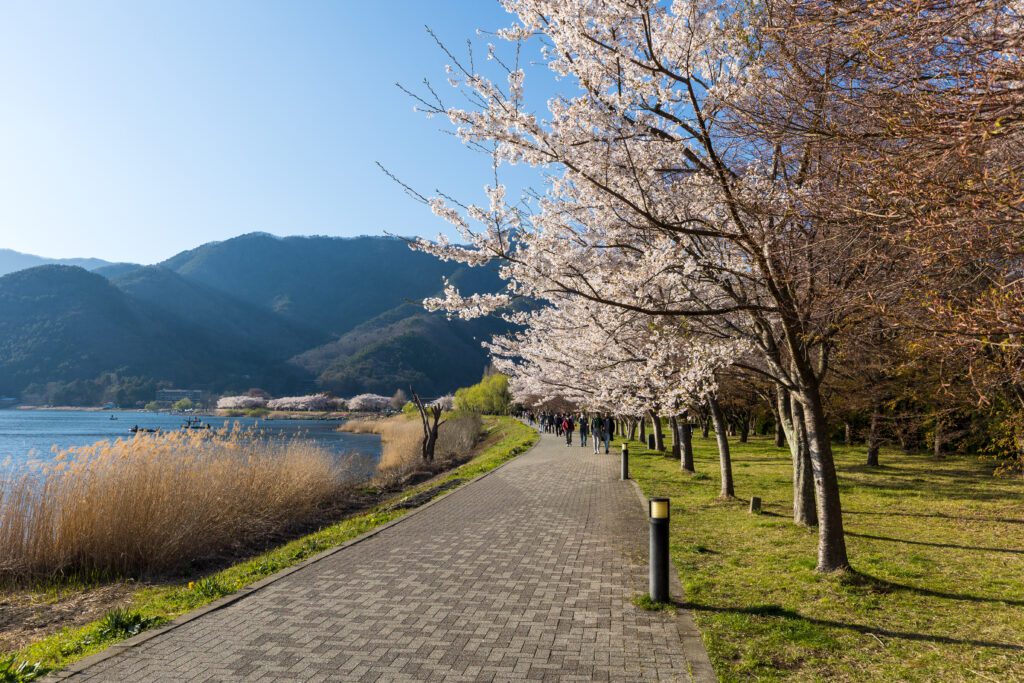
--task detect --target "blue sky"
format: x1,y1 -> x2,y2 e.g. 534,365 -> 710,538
0,1 -> 552,264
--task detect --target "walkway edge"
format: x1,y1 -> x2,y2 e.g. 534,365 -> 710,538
627,478 -> 718,683
50,433 -> 540,680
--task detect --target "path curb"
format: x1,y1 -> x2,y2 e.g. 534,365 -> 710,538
627,473 -> 718,682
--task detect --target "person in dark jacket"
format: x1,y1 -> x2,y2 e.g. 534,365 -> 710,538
591,415 -> 603,454
579,415 -> 589,447
562,415 -> 573,445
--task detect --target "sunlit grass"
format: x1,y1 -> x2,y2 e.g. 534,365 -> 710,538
621,432 -> 1024,682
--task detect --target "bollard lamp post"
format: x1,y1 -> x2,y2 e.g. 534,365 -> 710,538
620,443 -> 630,480
649,497 -> 670,603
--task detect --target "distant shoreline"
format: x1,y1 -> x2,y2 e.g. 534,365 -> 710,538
11,405 -> 361,421
14,405 -> 113,412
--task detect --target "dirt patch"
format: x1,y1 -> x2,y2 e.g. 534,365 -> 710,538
0,582 -> 139,653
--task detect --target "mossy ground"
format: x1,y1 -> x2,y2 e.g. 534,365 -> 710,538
2,417 -> 538,681
620,431 -> 1024,682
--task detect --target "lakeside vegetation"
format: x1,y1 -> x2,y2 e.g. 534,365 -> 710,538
0,417 -> 537,680
619,431 -> 1024,682
0,428 -> 358,584
341,411 -> 482,485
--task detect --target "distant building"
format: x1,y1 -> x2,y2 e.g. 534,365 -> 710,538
155,389 -> 206,406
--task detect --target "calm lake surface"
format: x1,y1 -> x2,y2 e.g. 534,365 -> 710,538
0,409 -> 381,476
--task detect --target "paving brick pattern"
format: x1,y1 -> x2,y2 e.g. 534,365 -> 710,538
65,432 -> 714,682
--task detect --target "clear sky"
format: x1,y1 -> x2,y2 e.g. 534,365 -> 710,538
0,1 -> 550,264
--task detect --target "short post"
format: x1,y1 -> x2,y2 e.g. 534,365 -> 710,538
647,433 -> 656,450
620,443 -> 630,480
649,497 -> 670,603
749,496 -> 762,514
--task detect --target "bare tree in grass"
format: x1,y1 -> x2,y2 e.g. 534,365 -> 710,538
411,387 -> 444,463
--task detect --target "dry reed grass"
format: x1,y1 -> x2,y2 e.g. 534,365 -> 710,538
0,427 -> 356,585
342,413 -> 482,486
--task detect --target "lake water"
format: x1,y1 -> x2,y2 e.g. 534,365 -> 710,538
0,409 -> 381,476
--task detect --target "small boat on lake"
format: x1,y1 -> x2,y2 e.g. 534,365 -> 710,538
182,417 -> 212,430
129,425 -> 159,434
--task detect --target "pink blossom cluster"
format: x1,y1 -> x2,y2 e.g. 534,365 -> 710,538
346,394 -> 392,412
216,395 -> 267,410
266,394 -> 344,412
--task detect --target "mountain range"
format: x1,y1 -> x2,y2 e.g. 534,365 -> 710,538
0,248 -> 118,277
0,234 -> 509,405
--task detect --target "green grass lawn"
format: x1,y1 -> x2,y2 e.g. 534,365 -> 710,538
1,416 -> 538,681
620,432 -> 1024,682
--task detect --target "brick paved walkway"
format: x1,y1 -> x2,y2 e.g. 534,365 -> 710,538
58,431 -> 715,682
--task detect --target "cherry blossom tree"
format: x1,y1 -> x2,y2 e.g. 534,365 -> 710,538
216,395 -> 267,410
266,394 -> 340,412
347,394 -> 392,412
399,0 -> 895,571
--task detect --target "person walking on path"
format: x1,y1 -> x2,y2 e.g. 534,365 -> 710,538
579,415 -> 589,447
591,415 -> 603,454
602,415 -> 613,453
563,415 -> 573,446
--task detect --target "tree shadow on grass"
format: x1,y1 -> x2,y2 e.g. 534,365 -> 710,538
839,571 -> 1024,608
843,478 -> 1012,502
846,531 -> 1024,555
845,509 -> 1024,526
676,601 -> 1024,651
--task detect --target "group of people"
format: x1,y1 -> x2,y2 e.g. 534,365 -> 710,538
525,411 -> 614,454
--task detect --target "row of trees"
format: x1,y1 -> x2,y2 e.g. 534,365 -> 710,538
402,0 -> 1023,571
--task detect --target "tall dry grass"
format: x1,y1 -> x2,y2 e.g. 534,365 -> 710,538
342,412 -> 482,485
0,428 -> 356,584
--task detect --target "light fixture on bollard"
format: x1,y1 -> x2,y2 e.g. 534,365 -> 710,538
649,497 -> 670,603
621,443 -> 629,480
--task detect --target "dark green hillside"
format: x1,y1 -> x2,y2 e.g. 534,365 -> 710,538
0,266 -> 308,398
300,307 -> 510,396
113,266 -> 327,359
161,233 -> 457,336
0,236 -> 513,404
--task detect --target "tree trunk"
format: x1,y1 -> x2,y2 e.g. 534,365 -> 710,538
777,387 -> 817,527
739,411 -> 750,443
708,396 -> 735,498
844,421 -> 853,445
670,415 -> 681,450
866,409 -> 881,466
770,394 -> 786,447
638,415 -> 646,444
411,388 -> 443,463
680,421 -> 695,473
798,387 -> 850,572
700,409 -> 710,438
933,414 -> 944,459
650,411 -> 665,451
627,417 -> 637,441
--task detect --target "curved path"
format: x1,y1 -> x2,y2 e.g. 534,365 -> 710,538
56,431 -> 714,682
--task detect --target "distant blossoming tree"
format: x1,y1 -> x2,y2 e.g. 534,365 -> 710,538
346,394 -> 392,412
267,394 -> 339,412
216,395 -> 267,410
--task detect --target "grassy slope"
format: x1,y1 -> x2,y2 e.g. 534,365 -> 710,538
619,432 -> 1024,682
3,417 -> 538,681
